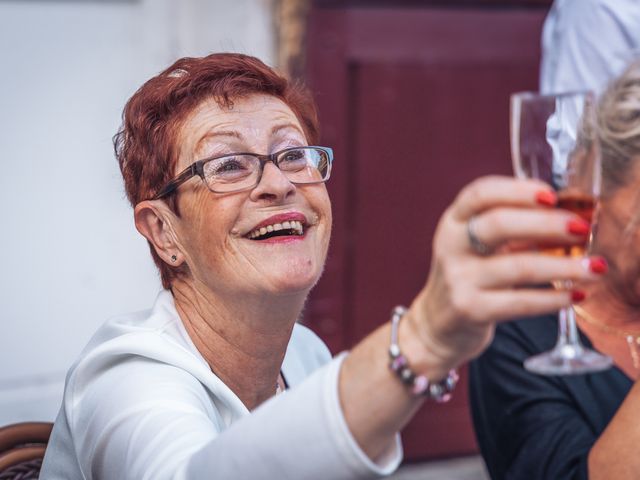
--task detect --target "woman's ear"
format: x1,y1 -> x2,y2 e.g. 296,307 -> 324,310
134,200 -> 185,266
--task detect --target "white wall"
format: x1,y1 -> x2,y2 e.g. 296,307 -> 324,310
0,0 -> 276,424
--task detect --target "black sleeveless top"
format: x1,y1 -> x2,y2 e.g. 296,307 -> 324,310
470,314 -> 633,480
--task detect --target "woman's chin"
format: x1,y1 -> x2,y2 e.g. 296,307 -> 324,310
263,263 -> 324,296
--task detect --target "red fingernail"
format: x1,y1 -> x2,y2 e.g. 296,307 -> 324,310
567,219 -> 591,236
589,256 -> 608,274
571,290 -> 587,303
536,190 -> 557,207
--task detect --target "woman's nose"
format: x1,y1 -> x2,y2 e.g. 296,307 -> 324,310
249,162 -> 296,202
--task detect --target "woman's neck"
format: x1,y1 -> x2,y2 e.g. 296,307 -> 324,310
171,279 -> 307,410
583,281 -> 639,330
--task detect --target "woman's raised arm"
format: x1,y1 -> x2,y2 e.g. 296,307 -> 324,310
339,176 -> 606,460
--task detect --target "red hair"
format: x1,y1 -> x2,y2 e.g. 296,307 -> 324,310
114,53 -> 320,289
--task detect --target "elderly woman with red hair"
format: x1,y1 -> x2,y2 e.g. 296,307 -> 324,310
40,53 -> 605,479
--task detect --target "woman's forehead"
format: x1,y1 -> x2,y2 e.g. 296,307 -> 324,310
181,94 -> 304,149
190,95 -> 300,131
172,94 -> 306,170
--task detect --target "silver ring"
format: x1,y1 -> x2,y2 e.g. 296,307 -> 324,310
467,216 -> 492,255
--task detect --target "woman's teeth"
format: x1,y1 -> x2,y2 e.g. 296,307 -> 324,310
247,220 -> 304,240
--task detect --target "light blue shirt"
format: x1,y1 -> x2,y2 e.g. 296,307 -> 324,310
540,0 -> 640,94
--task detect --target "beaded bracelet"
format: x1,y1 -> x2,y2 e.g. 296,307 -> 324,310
388,306 -> 459,401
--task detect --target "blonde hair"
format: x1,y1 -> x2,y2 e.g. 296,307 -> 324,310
597,59 -> 640,197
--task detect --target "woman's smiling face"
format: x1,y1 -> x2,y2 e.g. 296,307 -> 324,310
169,94 -> 332,298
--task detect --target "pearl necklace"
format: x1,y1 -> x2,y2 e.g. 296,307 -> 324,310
574,305 -> 640,369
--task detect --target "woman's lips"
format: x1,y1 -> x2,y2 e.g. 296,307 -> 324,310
245,212 -> 308,241
249,212 -> 307,231
250,233 -> 306,244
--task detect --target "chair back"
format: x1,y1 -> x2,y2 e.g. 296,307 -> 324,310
0,422 -> 53,479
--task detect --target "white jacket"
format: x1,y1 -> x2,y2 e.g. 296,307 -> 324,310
40,291 -> 401,479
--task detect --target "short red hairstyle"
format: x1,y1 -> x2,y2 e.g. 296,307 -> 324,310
114,53 -> 320,289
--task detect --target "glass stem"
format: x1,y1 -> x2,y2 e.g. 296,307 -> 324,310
556,307 -> 582,356
554,280 -> 582,352
566,306 -> 580,344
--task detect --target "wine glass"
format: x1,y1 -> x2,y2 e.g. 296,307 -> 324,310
510,91 -> 613,375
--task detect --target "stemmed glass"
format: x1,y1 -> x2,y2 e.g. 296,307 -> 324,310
510,91 -> 613,375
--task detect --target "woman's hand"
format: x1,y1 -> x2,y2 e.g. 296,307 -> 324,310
403,176 -> 605,377
340,175 -> 607,462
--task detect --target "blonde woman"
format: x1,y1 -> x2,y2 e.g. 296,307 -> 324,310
471,60 -> 640,480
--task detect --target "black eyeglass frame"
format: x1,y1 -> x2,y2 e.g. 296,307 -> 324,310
153,145 -> 334,199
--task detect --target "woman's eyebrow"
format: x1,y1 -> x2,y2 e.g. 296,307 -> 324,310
195,130 -> 244,153
271,123 -> 304,137
195,123 -> 303,153
199,130 -> 244,143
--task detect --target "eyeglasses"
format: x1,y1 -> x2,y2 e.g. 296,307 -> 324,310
153,146 -> 333,199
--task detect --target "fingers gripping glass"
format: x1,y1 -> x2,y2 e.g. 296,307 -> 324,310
153,146 -> 333,199
511,91 -> 612,375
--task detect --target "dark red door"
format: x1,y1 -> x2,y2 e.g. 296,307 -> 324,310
304,1 -> 550,460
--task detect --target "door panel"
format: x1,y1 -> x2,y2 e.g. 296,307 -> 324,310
305,3 -> 548,459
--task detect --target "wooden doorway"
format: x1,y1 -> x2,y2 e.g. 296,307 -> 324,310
303,0 -> 551,460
